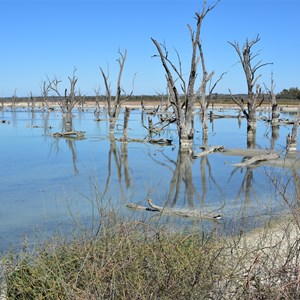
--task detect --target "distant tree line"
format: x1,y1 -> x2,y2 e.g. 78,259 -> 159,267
1,89 -> 300,105
277,87 -> 300,100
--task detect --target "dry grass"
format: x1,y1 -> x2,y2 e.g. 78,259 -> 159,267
2,222 -> 225,299
1,211 -> 300,300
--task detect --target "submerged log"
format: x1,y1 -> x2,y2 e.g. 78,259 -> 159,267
148,138 -> 173,146
127,198 -> 222,220
115,137 -> 173,146
51,131 -> 85,139
211,114 -> 244,119
222,148 -> 275,157
232,152 -> 279,167
193,145 -> 225,158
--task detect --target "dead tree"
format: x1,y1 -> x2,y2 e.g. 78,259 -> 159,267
100,49 -> 129,134
40,80 -> 51,109
200,71 -> 227,142
93,84 -> 101,115
286,103 -> 300,152
48,68 -> 79,131
27,91 -> 35,110
197,38 -> 226,141
48,67 -> 79,115
228,35 -> 272,145
264,72 -> 280,148
152,0 -> 220,151
268,72 -> 280,127
11,89 -> 18,108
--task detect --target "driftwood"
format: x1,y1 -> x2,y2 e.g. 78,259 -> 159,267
116,137 -> 147,143
279,119 -> 300,125
31,125 -> 53,129
193,145 -> 225,158
221,148 -> 300,169
51,131 -> 85,139
148,138 -> 173,146
212,114 -> 244,119
127,198 -> 222,220
222,148 -> 275,157
232,152 -> 279,167
114,137 -> 173,146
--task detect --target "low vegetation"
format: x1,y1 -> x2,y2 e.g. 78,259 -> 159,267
1,205 -> 300,299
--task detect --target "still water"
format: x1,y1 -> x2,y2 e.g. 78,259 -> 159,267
0,107 -> 299,251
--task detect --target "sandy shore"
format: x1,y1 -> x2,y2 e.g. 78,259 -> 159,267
1,100 -> 299,112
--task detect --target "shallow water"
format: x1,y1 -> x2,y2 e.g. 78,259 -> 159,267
0,107 -> 299,251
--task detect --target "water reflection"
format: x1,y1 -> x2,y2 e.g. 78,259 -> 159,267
147,144 -> 222,213
50,134 -> 79,176
103,135 -> 131,199
49,113 -> 84,176
271,125 -> 279,150
1,107 -> 300,251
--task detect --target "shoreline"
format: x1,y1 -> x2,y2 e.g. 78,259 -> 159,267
1,100 -> 299,112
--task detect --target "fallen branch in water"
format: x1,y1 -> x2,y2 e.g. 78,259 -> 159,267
115,137 -> 173,145
51,131 -> 85,138
193,145 -> 225,158
127,199 -> 222,220
148,138 -> 173,146
232,152 -> 279,167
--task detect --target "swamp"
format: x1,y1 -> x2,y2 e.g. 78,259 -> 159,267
0,102 -> 299,252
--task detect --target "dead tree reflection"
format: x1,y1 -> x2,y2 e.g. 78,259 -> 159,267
147,146 -> 221,209
247,129 -> 256,149
50,136 -> 79,176
235,167 -> 254,205
103,135 -> 131,199
49,117 -> 80,176
229,138 -> 258,210
168,150 -> 195,208
271,125 -> 279,150
30,109 -> 36,128
257,122 -> 279,150
62,117 -> 79,176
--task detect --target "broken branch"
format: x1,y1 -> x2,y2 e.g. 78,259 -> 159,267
232,153 -> 279,167
127,198 -> 222,220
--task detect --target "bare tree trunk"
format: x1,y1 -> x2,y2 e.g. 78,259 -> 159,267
121,107 -> 130,142
196,38 -> 216,134
63,112 -> 73,132
229,35 -> 272,144
100,49 -> 129,135
11,89 -> 17,109
41,80 -> 51,109
286,104 -> 300,151
247,108 -> 256,147
28,91 -> 35,109
269,73 -> 280,126
152,38 -> 195,151
48,68 -> 79,114
151,0 -> 220,151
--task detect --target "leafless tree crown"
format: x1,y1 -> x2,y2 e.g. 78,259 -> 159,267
151,0 -> 221,148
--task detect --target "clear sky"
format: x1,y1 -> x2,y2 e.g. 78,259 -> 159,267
0,0 -> 299,97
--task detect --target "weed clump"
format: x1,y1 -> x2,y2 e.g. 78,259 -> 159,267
2,217 -> 300,299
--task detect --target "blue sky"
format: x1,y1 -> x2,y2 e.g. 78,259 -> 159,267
0,0 -> 299,97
